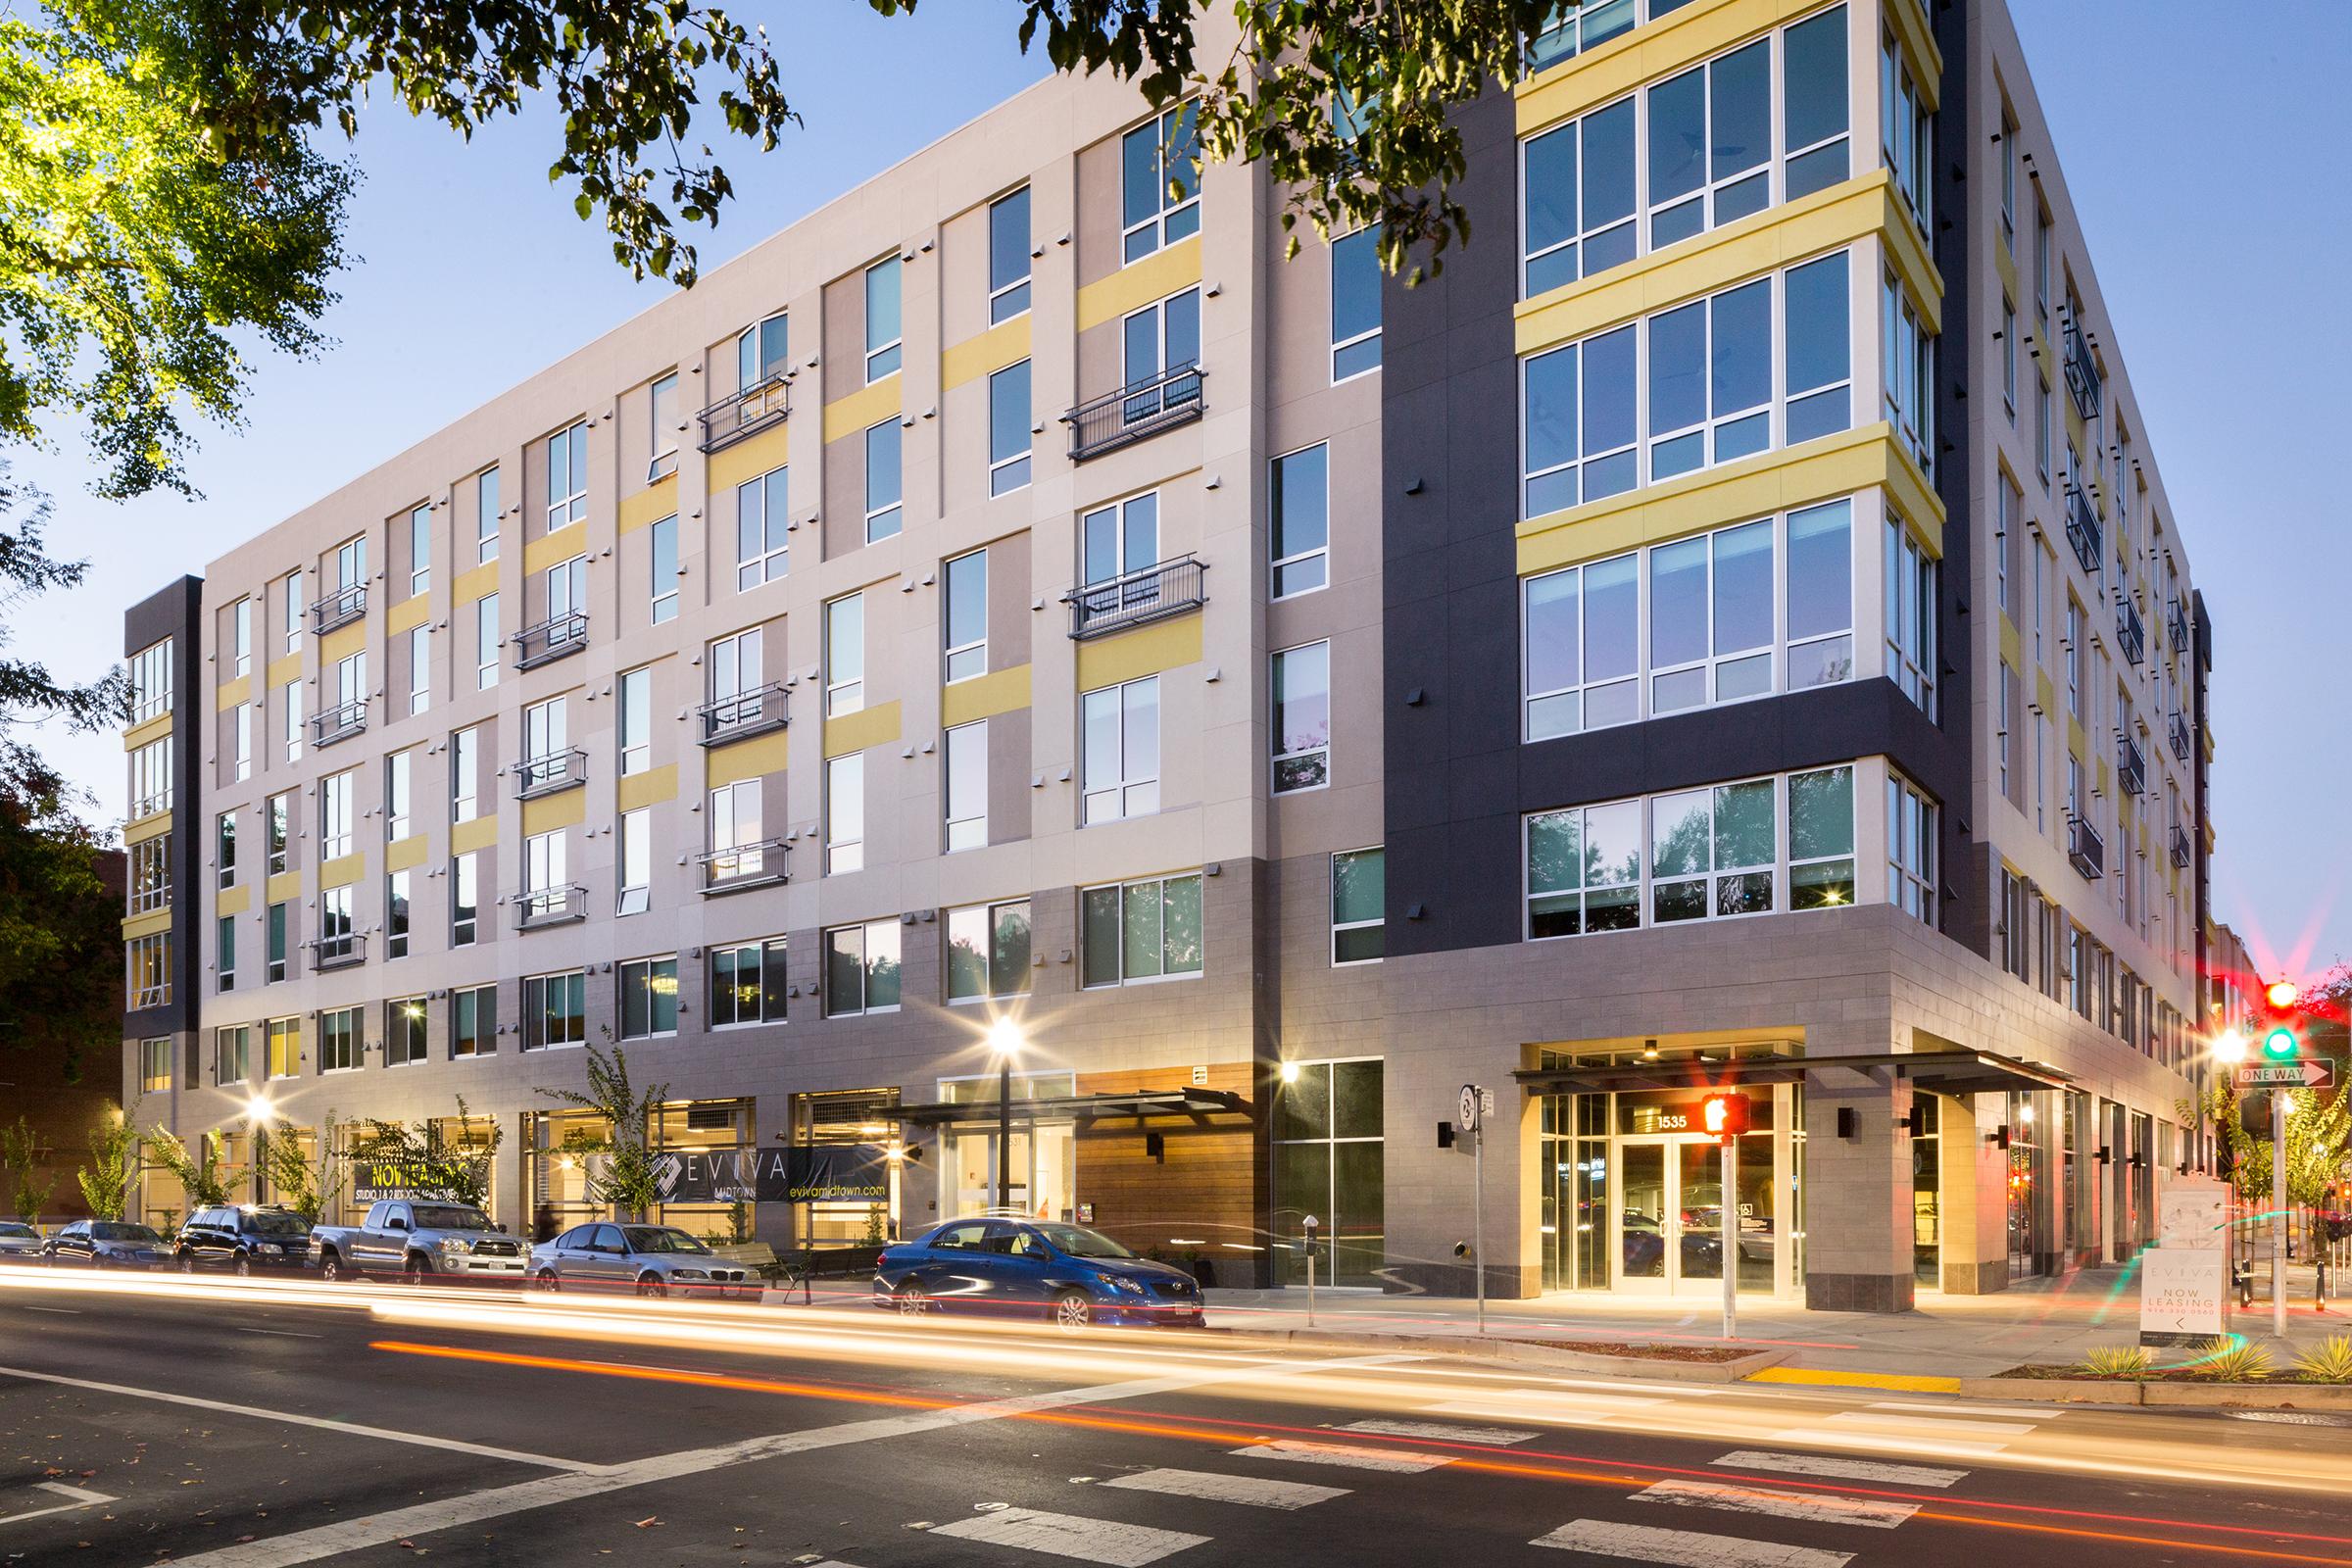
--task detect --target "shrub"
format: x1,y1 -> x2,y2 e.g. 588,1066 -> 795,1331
2292,1335 -> 2352,1383
2193,1336 -> 2273,1381
2077,1345 -> 2153,1380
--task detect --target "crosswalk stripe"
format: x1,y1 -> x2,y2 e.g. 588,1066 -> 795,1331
1763,1428 -> 2010,1459
1532,1518 -> 1853,1566
1634,1478 -> 1917,1529
1339,1418 -> 1540,1446
1428,1389 -> 1667,1426
1711,1449 -> 1968,1488
1232,1439 -> 1451,1473
1864,1400 -> 2063,1418
929,1507 -> 1210,1565
1816,1410 -> 2038,1438
1101,1469 -> 1348,1510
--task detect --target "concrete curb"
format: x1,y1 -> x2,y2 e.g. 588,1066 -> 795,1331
1957,1376 -> 2352,1409
1744,1368 -> 1962,1395
1218,1327 -> 1792,1382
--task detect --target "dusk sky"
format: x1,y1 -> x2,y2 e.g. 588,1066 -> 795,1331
16,1 -> 2346,981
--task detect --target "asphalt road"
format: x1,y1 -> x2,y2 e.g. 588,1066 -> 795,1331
3,1268 -> 2350,1567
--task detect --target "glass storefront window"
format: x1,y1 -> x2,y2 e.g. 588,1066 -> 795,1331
1273,1058 -> 1384,1286
1910,1094 -> 1939,1286
789,1089 -> 902,1245
941,1072 -> 1075,1227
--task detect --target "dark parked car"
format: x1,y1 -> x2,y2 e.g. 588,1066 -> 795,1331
872,1217 -> 1203,1330
174,1205 -> 312,1275
43,1220 -> 168,1269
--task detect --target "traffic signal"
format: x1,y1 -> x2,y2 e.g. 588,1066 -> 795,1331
1700,1094 -> 1752,1144
2260,979 -> 2303,1061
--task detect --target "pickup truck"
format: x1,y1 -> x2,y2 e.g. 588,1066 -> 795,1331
311,1200 -> 530,1283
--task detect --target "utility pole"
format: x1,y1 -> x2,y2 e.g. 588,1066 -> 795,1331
1722,1129 -> 1739,1344
2275,1088 -> 2289,1341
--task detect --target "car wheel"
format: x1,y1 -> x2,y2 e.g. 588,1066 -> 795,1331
233,1255 -> 253,1278
533,1269 -> 561,1293
403,1252 -> 434,1285
1053,1290 -> 1094,1333
894,1283 -> 931,1316
318,1250 -> 347,1283
636,1273 -> 667,1298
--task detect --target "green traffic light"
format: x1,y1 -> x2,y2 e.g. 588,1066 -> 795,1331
2261,1026 -> 2298,1059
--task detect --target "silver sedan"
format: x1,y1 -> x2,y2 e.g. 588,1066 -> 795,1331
527,1222 -> 760,1299
0,1222 -> 42,1261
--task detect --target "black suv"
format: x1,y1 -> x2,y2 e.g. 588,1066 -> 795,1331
174,1204 -> 312,1275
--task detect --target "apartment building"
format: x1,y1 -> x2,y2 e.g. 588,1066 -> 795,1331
119,0 -> 2220,1310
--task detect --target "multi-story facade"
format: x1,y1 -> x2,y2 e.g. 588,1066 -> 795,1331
120,0 -> 2219,1310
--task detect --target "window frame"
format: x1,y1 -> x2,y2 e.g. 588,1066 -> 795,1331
1119,101 -> 1200,264
1080,674 -> 1160,825
822,919 -> 902,1017
1269,442 -> 1330,600
521,969 -> 589,1052
988,186 -> 1033,323
862,418 -> 903,542
649,514 -> 679,623
987,360 -> 1033,496
386,996 -> 427,1067
1330,224 -> 1383,382
1080,871 -> 1205,989
944,718 -> 988,853
451,852 -> 478,947
945,898 -> 1033,1003
825,753 -> 864,875
1330,846 -> 1385,966
943,549 -> 988,683
862,257 -> 903,383
709,937 -> 789,1028
618,956 -> 680,1041
735,465 -> 788,589
1271,641 -> 1332,796
546,419 -> 589,532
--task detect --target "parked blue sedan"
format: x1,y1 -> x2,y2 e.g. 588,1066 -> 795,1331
872,1217 -> 1204,1330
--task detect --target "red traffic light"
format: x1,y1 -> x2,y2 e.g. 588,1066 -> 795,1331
2268,980 -> 2300,1010
2259,979 -> 2303,1060
1700,1093 -> 1751,1143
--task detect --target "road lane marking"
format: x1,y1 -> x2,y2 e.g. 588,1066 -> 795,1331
1338,1417 -> 1539,1446
0,1364 -> 603,1474
1101,1468 -> 1347,1509
1634,1478 -> 1917,1529
1711,1449 -> 1967,1488
17,1305 -> 78,1314
1533,1519 -> 1852,1566
0,1481 -> 118,1528
1763,1427 -> 2010,1458
247,1328 -> 323,1339
1815,1410 -> 2037,1438
1234,1439 -> 1450,1473
1428,1389 -> 1667,1426
929,1506 -> 1208,1564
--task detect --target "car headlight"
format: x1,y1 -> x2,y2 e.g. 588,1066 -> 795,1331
1097,1273 -> 1148,1297
670,1268 -> 709,1280
436,1237 -> 473,1253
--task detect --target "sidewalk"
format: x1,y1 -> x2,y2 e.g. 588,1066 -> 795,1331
1201,1263 -> 2352,1386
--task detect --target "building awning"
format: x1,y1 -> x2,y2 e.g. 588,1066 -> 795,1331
897,1088 -> 1247,1128
1513,1049 -> 2072,1099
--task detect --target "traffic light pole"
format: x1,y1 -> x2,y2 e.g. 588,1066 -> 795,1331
1722,1134 -> 1738,1343
2275,1090 -> 2289,1342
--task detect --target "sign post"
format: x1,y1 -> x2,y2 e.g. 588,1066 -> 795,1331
1721,1132 -> 1738,1344
2275,1089 -> 2289,1341
1460,1085 -> 1485,1336
1300,1213 -> 1319,1328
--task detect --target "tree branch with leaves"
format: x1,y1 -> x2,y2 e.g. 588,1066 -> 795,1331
260,1115 -> 346,1225
78,1106 -> 139,1221
0,1115 -> 58,1225
144,1123 -> 229,1210
349,1099 -> 501,1208
537,1044 -> 668,1222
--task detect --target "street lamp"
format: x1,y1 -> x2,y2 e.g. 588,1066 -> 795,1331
987,1018 -> 1022,1212
2211,1028 -> 2248,1066
243,1093 -> 277,1126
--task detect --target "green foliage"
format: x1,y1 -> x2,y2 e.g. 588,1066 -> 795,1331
2293,1335 -> 2352,1383
861,1203 -> 887,1247
260,1116 -> 345,1226
2191,1336 -> 2273,1382
0,1115 -> 58,1223
145,1123 -> 229,1209
2076,1345 -> 2153,1381
537,1045 -> 669,1222
349,1099 -> 500,1207
2192,1076 -> 2351,1209
725,1198 -> 753,1246
78,1107 -> 138,1220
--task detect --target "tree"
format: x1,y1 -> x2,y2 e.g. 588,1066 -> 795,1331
78,1106 -> 139,1221
349,1099 -> 500,1208
260,1115 -> 346,1225
538,1044 -> 668,1222
0,1115 -> 58,1225
2193,1079 -> 2352,1210
144,1122 -> 229,1209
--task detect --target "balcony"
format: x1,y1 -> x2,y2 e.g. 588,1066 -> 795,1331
2168,710 -> 2191,761
2116,598 -> 2146,667
697,682 -> 790,747
2063,487 -> 2102,575
2062,318 -> 2103,421
2068,814 -> 2105,881
512,611 -> 588,671
2170,823 -> 2193,869
1065,555 -> 1208,641
308,933 -> 367,972
2167,596 -> 2189,653
2117,733 -> 2147,798
1064,363 -> 1203,463
513,747 -> 587,800
310,583 -> 367,635
310,698 -> 368,749
698,373 -> 790,455
697,837 -> 791,895
514,885 -> 588,930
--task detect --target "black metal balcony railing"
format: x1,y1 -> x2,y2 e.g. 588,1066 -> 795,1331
513,611 -> 589,670
2117,734 -> 2147,798
697,373 -> 791,455
2170,823 -> 2193,869
2063,318 -> 2103,421
514,885 -> 588,929
513,747 -> 587,800
308,932 -> 367,971
310,582 -> 367,635
697,682 -> 790,746
1065,555 -> 1209,641
2063,486 -> 2103,576
2116,599 -> 2146,667
310,698 -> 368,749
2167,596 -> 2190,653
2168,710 -> 2191,761
2068,814 -> 2105,881
1064,363 -> 1204,463
697,837 -> 791,894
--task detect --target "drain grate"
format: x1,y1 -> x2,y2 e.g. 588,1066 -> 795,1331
2221,1409 -> 2352,1427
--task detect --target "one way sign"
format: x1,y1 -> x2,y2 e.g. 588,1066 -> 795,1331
2236,1059 -> 2337,1091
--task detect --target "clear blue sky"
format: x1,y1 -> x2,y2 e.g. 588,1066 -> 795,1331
15,1 -> 2346,979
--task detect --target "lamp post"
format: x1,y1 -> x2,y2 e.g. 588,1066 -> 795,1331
988,1018 -> 1021,1212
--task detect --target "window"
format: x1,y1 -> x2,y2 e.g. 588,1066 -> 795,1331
1122,288 -> 1200,396
386,750 -> 412,840
387,997 -> 427,1066
989,186 -> 1032,322
217,914 -> 235,992
709,780 -> 762,880
408,626 -> 431,715
319,1005 -> 362,1073
129,639 -> 172,723
649,514 -> 678,623
1998,661 -> 2015,800
230,598 -> 251,678
266,793 -> 289,876
216,810 -> 237,891
546,555 -> 587,635
128,834 -> 170,914
863,419 -> 903,542
1082,872 -> 1203,987
1121,101 -> 1200,263
320,769 -> 355,859
1647,778 -> 1776,923
988,361 -> 1032,495
386,869 -> 412,959
232,701 -> 252,781
453,984 -> 495,1057
139,1037 -> 172,1093
130,736 -> 172,817
825,754 -> 863,874
523,828 -> 568,915
1996,474 -> 2016,616
451,725 -> 479,822
1883,271 -> 1936,478
709,939 -> 788,1026
266,1017 -> 299,1079
546,420 -> 588,531
947,900 -> 1031,1002
279,680 -> 302,763
1882,24 -> 1932,230
825,593 -> 863,715
451,853 -> 478,947
280,569 -> 304,655
863,257 -> 902,382
475,468 -> 501,564
1081,675 -> 1159,824
1271,642 -> 1331,794
1998,103 -> 2018,243
405,504 -> 431,598
617,808 -> 651,915
944,720 -> 987,851
474,593 -> 500,689
1521,96 -> 1636,294
2035,372 -> 2052,483
739,313 -> 789,392
318,885 -> 355,962
126,933 -> 170,1008
735,465 -> 788,588
1081,491 -> 1159,588
2065,596 -> 2083,717
1332,848 -> 1384,964
1887,771 -> 1937,924
1523,499 -> 1851,739
1331,225 -> 1382,380
648,372 -> 680,480
332,533 -> 367,594
215,1025 -> 249,1086
943,550 -> 987,681
2001,298 -> 2018,418
619,957 -> 679,1040
522,696 -> 569,790
618,667 -> 653,776
1270,444 -> 1329,598
823,919 -> 902,1015
708,625 -> 764,732
522,971 -> 587,1050
1886,516 -> 1937,717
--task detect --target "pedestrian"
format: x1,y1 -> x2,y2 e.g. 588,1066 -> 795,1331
533,1200 -> 557,1244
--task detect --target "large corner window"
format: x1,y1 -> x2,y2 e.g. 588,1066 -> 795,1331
824,919 -> 902,1016
1081,871 -> 1203,988
947,899 -> 1032,1003
1120,102 -> 1200,264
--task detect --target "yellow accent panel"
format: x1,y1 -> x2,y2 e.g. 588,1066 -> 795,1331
708,733 -> 790,788
216,883 -> 250,917
1518,173 -> 1935,358
122,907 -> 172,941
386,594 -> 431,636
214,675 -> 251,713
524,521 -> 587,576
941,315 -> 1034,392
266,654 -> 303,690
453,561 -> 500,607
2036,669 -> 2056,715
2068,716 -> 2086,760
385,835 -> 428,874
617,763 -> 680,811
122,711 -> 172,752
123,810 -> 172,847
1746,1368 -> 1961,1395
821,373 -> 903,447
1999,614 -> 2022,670
318,619 -> 366,667
821,701 -> 902,761
1076,236 -> 1202,332
1518,0 -> 1857,134
942,664 -> 1033,727
2096,758 -> 2111,797
1075,614 -> 1204,690
1886,0 -> 1944,111
266,869 -> 303,906
1516,424 -> 1939,576
618,474 -> 679,537
710,422 -> 793,493
522,790 -> 586,838
1993,234 -> 2019,310
320,853 -> 365,891
451,814 -> 499,856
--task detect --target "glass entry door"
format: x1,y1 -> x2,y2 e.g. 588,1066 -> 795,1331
1616,1137 -> 1729,1295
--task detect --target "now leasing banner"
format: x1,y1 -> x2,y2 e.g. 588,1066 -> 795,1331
648,1146 -> 892,1206
2138,1248 -> 2227,1345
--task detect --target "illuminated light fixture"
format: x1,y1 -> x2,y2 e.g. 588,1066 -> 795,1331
2267,980 -> 2300,1009
244,1093 -> 277,1125
1279,1061 -> 1300,1085
2211,1028 -> 2248,1065
986,1017 -> 1022,1060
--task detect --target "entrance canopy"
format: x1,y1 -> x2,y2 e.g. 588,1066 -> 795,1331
1514,1048 -> 2071,1099
898,1088 -> 1246,1127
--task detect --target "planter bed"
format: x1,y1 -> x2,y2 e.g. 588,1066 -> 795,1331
1959,1371 -> 2352,1409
